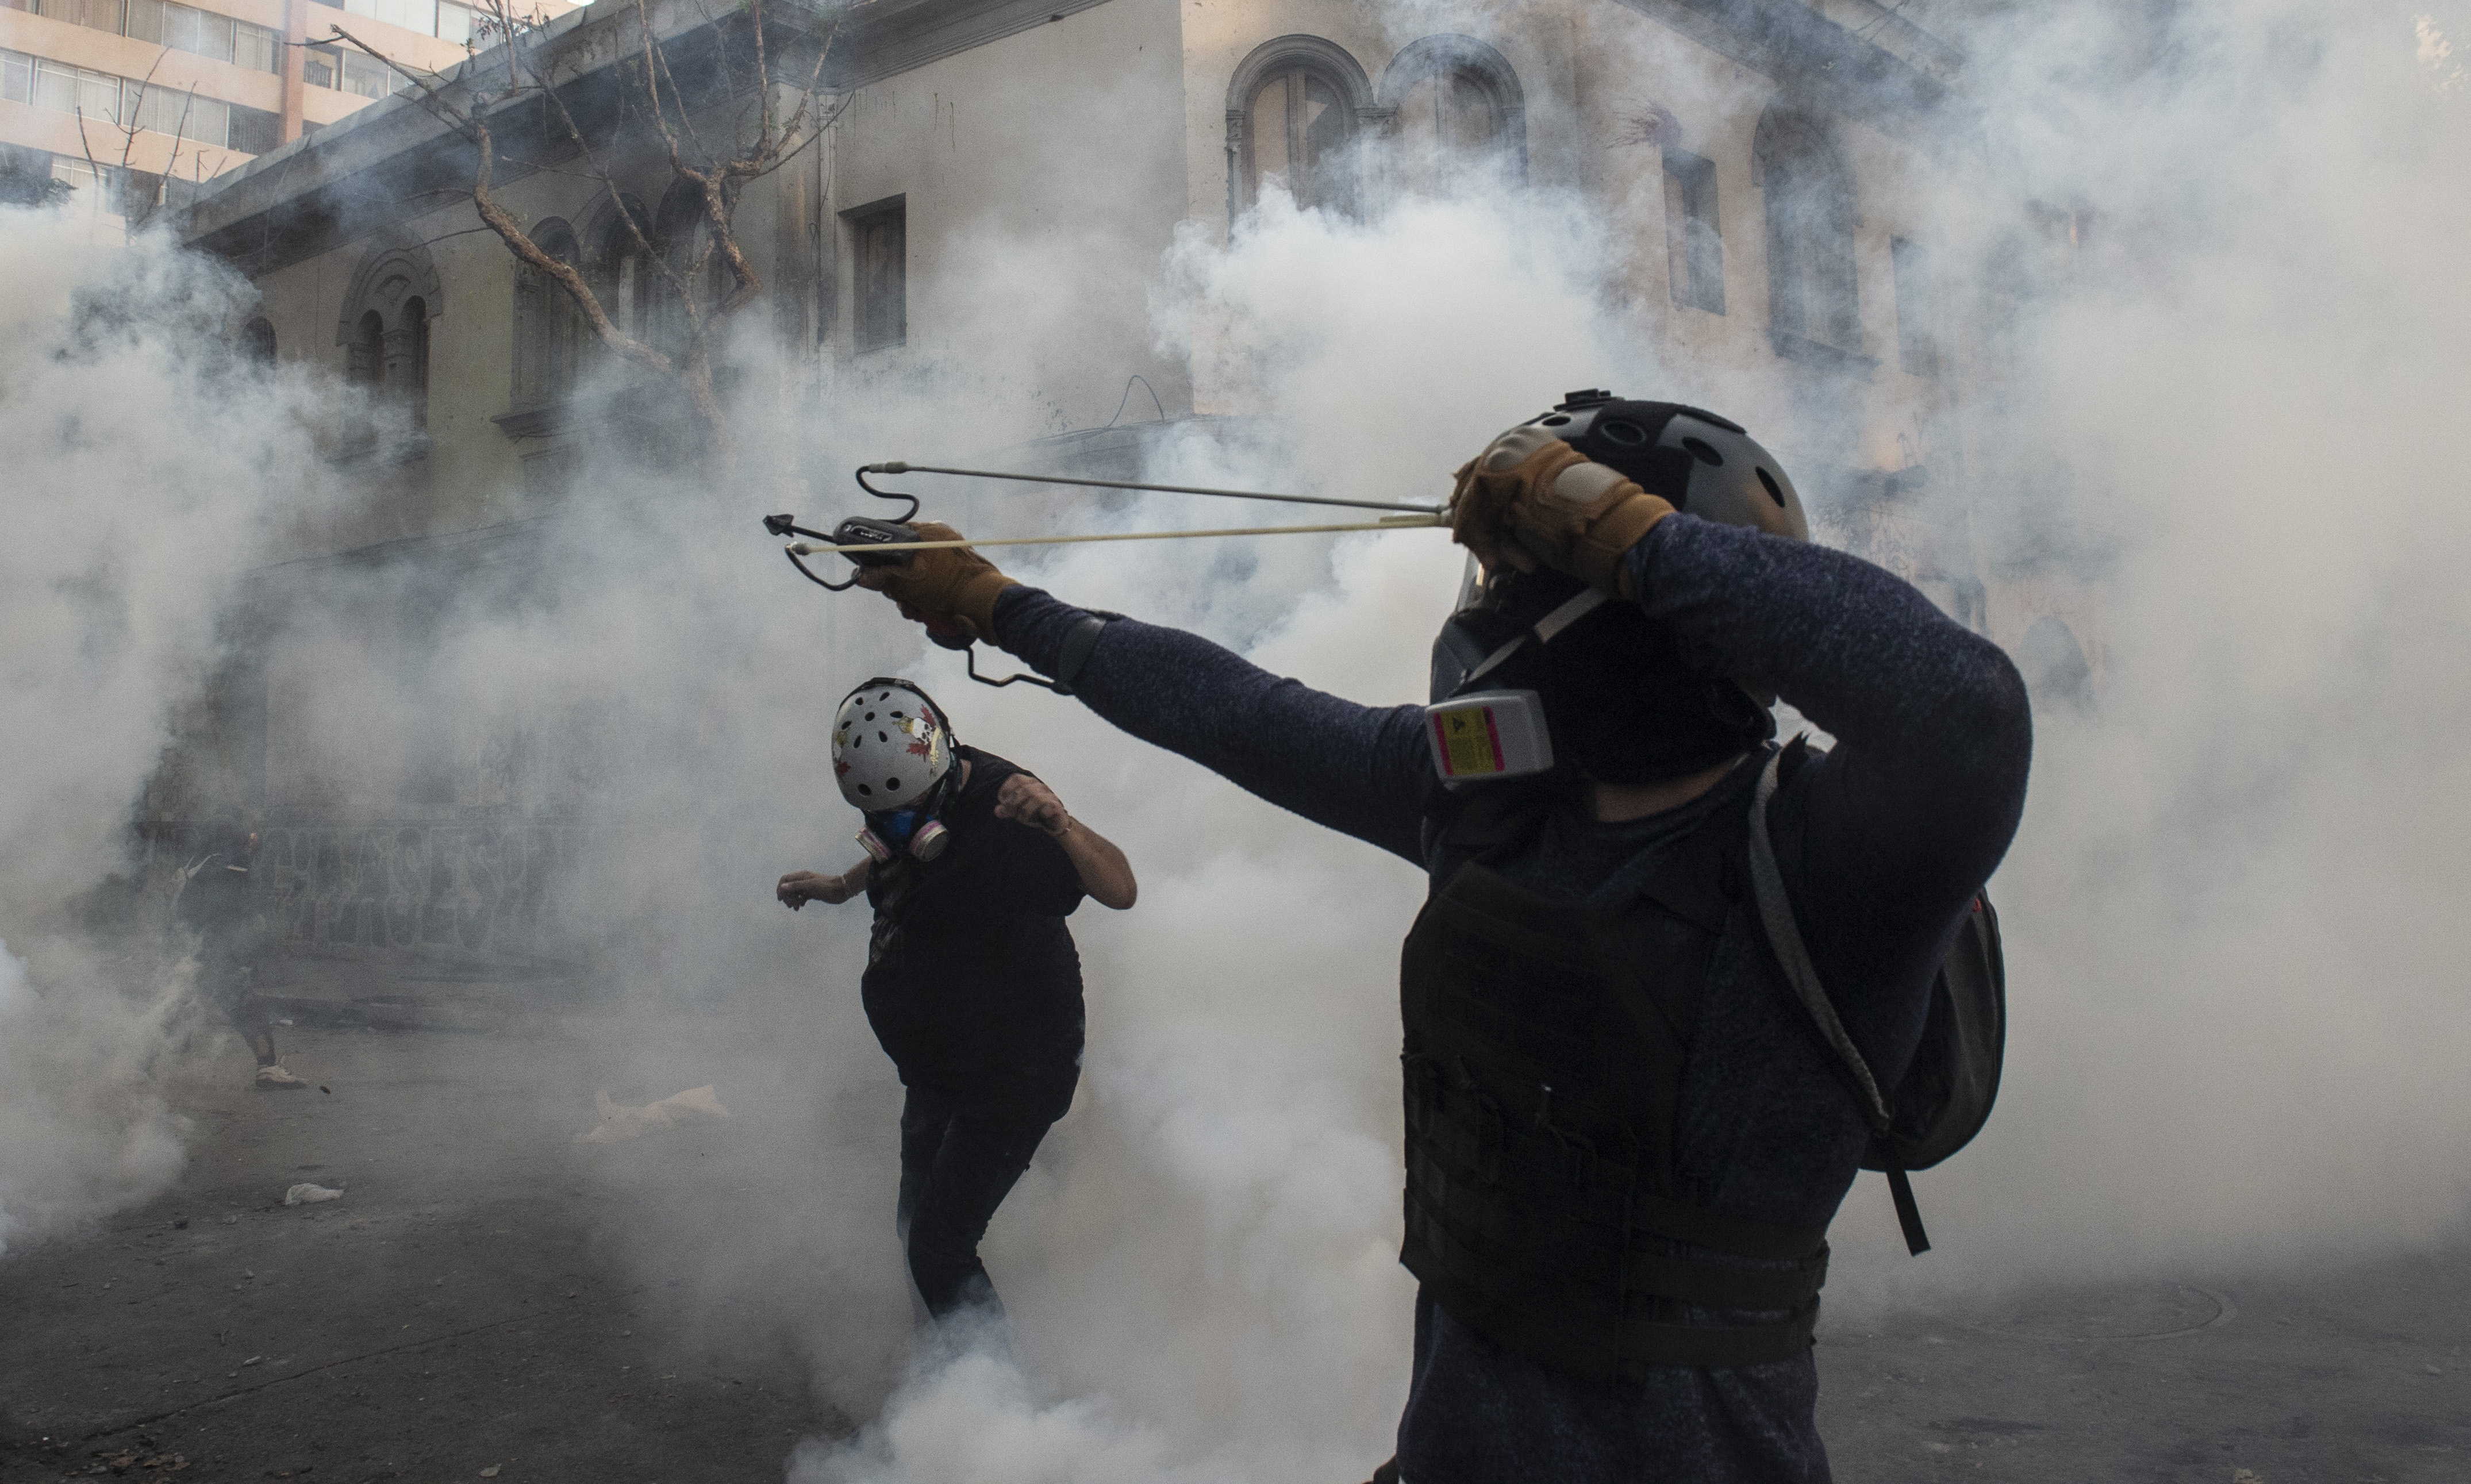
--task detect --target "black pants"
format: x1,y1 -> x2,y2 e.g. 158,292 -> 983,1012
201,948 -> 274,1063
894,1081 -> 1067,1322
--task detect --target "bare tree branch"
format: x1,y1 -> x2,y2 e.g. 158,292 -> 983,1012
326,0 -> 855,474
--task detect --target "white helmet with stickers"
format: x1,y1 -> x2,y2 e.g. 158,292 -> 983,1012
832,678 -> 955,812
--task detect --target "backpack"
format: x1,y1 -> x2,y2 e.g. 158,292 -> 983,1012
1746,741 -> 2007,1256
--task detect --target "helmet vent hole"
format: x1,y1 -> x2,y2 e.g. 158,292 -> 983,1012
856,785 -> 873,796
886,779 -> 902,792
877,731 -> 889,741
1756,468 -> 1786,507
1681,437 -> 1724,467
864,712 -> 876,720
1598,418 -> 1647,447
1539,414 -> 1571,427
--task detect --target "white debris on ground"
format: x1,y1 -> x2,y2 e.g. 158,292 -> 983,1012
283,1183 -> 344,1205
576,1086 -> 732,1144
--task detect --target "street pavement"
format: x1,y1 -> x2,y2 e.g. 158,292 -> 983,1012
0,1023 -> 848,1484
1,1021 -> 2464,1483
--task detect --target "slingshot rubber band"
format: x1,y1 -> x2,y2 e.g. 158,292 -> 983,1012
788,513 -> 1447,557
860,462 -> 1444,517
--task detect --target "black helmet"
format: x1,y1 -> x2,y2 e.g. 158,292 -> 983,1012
1534,389 -> 1807,542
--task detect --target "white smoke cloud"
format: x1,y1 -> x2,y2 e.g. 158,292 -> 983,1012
0,207 -> 338,1255
1831,0 -> 2471,1303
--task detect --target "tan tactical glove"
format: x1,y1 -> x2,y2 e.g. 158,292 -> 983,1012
1449,426 -> 1675,598
852,522 -> 1019,644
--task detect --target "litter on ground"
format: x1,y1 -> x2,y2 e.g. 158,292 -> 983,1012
283,1183 -> 344,1205
577,1085 -> 732,1143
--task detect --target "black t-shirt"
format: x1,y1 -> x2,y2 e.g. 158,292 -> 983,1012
176,843 -> 260,958
858,747 -> 1086,1097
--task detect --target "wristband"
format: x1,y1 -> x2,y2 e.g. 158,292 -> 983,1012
1050,612 -> 1115,697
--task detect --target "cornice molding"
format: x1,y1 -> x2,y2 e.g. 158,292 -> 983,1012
1609,0 -> 1950,136
182,0 -> 1961,276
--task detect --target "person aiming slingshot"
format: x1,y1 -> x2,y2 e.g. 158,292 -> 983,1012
777,390 -> 2027,1484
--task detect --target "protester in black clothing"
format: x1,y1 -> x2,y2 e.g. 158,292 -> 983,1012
777,677 -> 1136,1326
846,397 -> 2032,1483
177,825 -> 307,1090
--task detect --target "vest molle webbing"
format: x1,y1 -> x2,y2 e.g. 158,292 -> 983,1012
1400,786 -> 1828,1380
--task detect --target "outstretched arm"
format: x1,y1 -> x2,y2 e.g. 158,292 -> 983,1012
851,523 -> 1435,863
992,590 -> 1434,864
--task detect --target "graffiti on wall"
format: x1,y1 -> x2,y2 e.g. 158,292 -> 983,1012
248,822 -> 594,958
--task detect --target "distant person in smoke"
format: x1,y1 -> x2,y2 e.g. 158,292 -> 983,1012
845,394 -> 2031,1483
775,676 -> 1137,1333
177,822 -> 307,1090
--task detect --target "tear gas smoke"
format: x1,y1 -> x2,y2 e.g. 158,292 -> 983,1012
3,0 -> 2468,1477
0,211 -> 340,1256
1837,0 -> 2471,1298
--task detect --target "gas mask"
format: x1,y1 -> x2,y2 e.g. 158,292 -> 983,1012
858,798 -> 954,866
1423,391 -> 1806,786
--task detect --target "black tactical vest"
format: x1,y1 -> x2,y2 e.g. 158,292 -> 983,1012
1399,777 -> 1829,1380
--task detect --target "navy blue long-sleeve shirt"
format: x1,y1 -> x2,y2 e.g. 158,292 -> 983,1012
988,514 -> 2031,1483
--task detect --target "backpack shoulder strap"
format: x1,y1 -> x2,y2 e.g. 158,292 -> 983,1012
1746,745 -> 1892,1130
1744,742 -> 1932,1255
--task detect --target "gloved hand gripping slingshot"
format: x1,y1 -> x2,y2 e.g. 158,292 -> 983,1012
764,463 -> 1450,690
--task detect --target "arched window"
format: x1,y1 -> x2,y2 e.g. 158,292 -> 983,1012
1378,36 -> 1525,198
241,316 -> 276,365
1755,109 -> 1862,357
336,233 -> 442,426
514,218 -> 585,407
1227,39 -> 1373,218
348,309 -> 384,385
590,196 -> 657,346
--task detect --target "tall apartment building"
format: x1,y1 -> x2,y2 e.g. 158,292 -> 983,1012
0,0 -> 568,219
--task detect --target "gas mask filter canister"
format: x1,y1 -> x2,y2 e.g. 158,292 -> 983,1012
858,808 -> 952,864
1422,575 -> 1610,783
1424,690 -> 1555,781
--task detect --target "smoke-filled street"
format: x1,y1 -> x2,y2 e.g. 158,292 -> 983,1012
4,1010 -> 2465,1482
7,0 -> 2471,1479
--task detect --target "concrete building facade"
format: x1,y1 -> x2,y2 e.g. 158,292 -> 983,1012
1,0 -> 567,220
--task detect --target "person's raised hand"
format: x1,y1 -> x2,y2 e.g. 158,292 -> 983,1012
851,522 -> 1020,644
777,870 -> 850,910
1448,426 -> 1675,597
993,773 -> 1073,838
